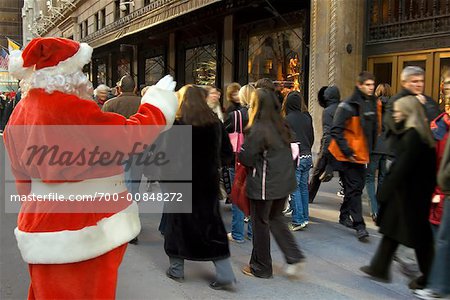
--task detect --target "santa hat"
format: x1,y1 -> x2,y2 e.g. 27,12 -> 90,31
9,37 -> 93,80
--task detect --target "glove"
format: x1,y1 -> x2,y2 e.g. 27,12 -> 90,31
154,75 -> 176,91
141,75 -> 178,131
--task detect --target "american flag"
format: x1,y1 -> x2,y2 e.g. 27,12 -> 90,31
0,48 -> 9,71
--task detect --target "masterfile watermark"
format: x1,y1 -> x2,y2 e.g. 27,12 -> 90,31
2,125 -> 193,213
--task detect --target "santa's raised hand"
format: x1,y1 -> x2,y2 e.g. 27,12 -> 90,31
141,75 -> 178,130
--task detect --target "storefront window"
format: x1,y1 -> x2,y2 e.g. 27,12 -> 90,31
117,54 -> 131,80
185,44 -> 217,86
94,57 -> 108,86
248,28 -> 302,92
97,64 -> 106,84
145,56 -> 165,85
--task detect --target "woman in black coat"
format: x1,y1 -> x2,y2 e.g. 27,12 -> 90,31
360,96 -> 436,289
164,85 -> 235,290
239,88 -> 304,279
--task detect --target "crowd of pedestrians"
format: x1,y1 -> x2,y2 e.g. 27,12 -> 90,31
3,37 -> 450,299
123,67 -> 447,297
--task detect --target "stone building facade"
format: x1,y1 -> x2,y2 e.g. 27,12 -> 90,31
21,0 -> 450,151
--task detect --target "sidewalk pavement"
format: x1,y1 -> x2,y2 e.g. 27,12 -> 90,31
1,178 -> 416,299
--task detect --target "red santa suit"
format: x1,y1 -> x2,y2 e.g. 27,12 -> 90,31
4,37 -> 178,299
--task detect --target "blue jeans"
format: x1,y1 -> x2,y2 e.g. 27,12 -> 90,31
290,156 -> 312,225
229,167 -> 252,241
365,154 -> 387,216
428,198 -> 450,295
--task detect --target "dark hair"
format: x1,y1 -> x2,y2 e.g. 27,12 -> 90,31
318,86 -> 328,108
357,71 -> 375,84
255,78 -> 276,92
177,85 -> 219,126
281,91 -> 307,117
247,88 -> 291,146
118,75 -> 135,92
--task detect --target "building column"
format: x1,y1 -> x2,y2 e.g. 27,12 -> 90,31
222,15 -> 234,88
308,0 -> 365,153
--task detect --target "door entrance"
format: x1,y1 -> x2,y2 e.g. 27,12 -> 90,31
368,48 -> 450,109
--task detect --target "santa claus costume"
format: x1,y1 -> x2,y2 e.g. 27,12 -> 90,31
4,37 -> 178,299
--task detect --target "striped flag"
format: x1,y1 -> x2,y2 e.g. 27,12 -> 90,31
0,48 -> 9,70
7,38 -> 21,52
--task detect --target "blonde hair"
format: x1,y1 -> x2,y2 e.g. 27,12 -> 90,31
375,83 -> 392,98
238,84 -> 256,107
226,82 -> 241,106
394,96 -> 435,147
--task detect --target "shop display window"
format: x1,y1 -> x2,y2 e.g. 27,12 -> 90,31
248,28 -> 302,92
185,44 -> 217,86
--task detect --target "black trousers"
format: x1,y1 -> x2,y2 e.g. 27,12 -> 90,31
249,198 -> 304,278
339,162 -> 366,230
370,235 -> 434,283
309,154 -> 327,202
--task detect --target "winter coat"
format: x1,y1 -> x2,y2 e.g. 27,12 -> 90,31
164,121 -> 233,261
224,107 -> 249,134
385,88 -> 440,152
225,102 -> 242,114
320,86 -> 340,155
238,125 -> 297,200
102,92 -> 141,118
284,93 -> 314,156
377,128 -> 436,248
329,87 -> 380,164
438,134 -> 450,196
429,113 -> 450,224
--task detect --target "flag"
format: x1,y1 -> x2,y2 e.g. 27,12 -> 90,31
0,48 -> 9,70
7,38 -> 21,52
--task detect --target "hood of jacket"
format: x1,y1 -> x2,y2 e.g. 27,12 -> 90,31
285,92 -> 302,114
324,86 -> 340,107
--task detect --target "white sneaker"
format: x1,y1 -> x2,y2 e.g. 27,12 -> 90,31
414,289 -> 446,300
282,206 -> 291,214
284,261 -> 305,279
284,209 -> 293,217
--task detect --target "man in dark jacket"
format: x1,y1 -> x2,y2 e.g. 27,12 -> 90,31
102,75 -> 141,118
329,71 -> 379,241
385,66 -> 440,150
309,86 -> 340,203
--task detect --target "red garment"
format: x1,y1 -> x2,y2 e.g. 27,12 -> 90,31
429,113 -> 450,225
27,245 -> 127,300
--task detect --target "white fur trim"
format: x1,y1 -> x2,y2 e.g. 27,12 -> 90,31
8,50 -> 32,80
9,43 -> 93,80
141,86 -> 178,131
15,201 -> 141,264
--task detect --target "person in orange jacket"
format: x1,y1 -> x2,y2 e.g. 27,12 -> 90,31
328,71 -> 381,241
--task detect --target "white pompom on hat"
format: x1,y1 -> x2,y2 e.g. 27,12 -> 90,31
8,37 -> 93,80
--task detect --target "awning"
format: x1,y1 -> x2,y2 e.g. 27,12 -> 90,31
84,0 -> 222,49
